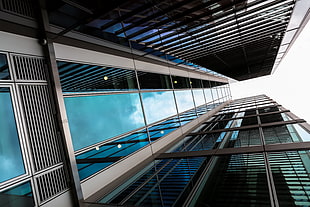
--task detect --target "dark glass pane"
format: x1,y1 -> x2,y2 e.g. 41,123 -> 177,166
0,53 -> 10,80
241,116 -> 258,126
0,182 -> 34,206
190,78 -> 202,88
58,61 -> 138,92
171,76 -> 190,89
102,157 -> 209,206
225,128 -> 262,148
137,71 -> 172,89
260,112 -> 284,124
263,123 -> 310,144
0,88 -> 25,183
269,151 -> 310,206
64,93 -> 145,150
195,154 -> 270,206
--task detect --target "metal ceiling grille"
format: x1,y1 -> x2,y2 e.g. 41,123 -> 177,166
48,0 -> 296,80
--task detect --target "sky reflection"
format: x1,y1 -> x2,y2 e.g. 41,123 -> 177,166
141,91 -> 177,125
65,93 -> 145,150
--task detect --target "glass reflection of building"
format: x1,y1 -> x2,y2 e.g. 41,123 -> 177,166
0,0 -> 309,207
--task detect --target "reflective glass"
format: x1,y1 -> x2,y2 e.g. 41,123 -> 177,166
171,76 -> 190,89
203,88 -> 213,103
195,154 -> 270,206
174,90 -> 195,113
268,151 -> 310,206
76,130 -> 150,180
58,61 -> 138,92
190,78 -> 203,88
137,71 -> 172,89
263,124 -> 310,144
0,88 -> 25,183
64,93 -> 145,150
225,128 -> 261,148
141,91 -> 177,125
0,53 -> 10,80
0,182 -> 34,206
192,89 -> 205,107
101,157 -> 209,206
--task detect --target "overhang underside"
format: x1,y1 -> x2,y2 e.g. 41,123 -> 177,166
42,0 -> 298,81
192,36 -> 282,81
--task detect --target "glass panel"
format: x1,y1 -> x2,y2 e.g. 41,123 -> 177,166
190,78 -> 203,88
268,151 -> 310,206
137,71 -> 172,89
0,182 -> 34,206
141,91 -> 177,125
263,124 -> 310,144
148,118 -> 181,140
225,128 -> 262,148
260,112 -> 285,124
64,93 -> 145,150
58,61 -> 138,92
204,88 -> 213,103
195,154 -> 270,206
171,76 -> 190,89
101,157 -> 210,206
174,90 -> 195,113
76,130 -> 150,180
192,89 -> 205,107
0,87 -> 25,183
0,53 -> 10,80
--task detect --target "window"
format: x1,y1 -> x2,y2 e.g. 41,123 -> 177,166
0,53 -> 10,80
0,87 -> 25,183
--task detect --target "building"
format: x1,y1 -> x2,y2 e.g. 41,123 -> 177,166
0,0 -> 310,206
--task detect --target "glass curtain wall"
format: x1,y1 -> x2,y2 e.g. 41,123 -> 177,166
57,4 -> 230,181
60,62 -> 230,180
0,53 -> 35,206
99,95 -> 310,207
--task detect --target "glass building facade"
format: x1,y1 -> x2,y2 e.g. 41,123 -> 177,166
96,95 -> 310,207
0,0 -> 309,207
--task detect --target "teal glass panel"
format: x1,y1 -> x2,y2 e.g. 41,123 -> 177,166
65,93 -> 145,150
268,151 -> 310,206
174,90 -> 195,113
195,153 -> 270,206
76,130 -> 150,180
141,91 -> 177,125
101,157 -> 209,206
0,88 -> 25,183
0,181 -> 34,206
192,89 -> 205,107
0,53 -> 10,80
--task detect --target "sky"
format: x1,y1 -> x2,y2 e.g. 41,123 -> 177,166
230,20 -> 310,123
